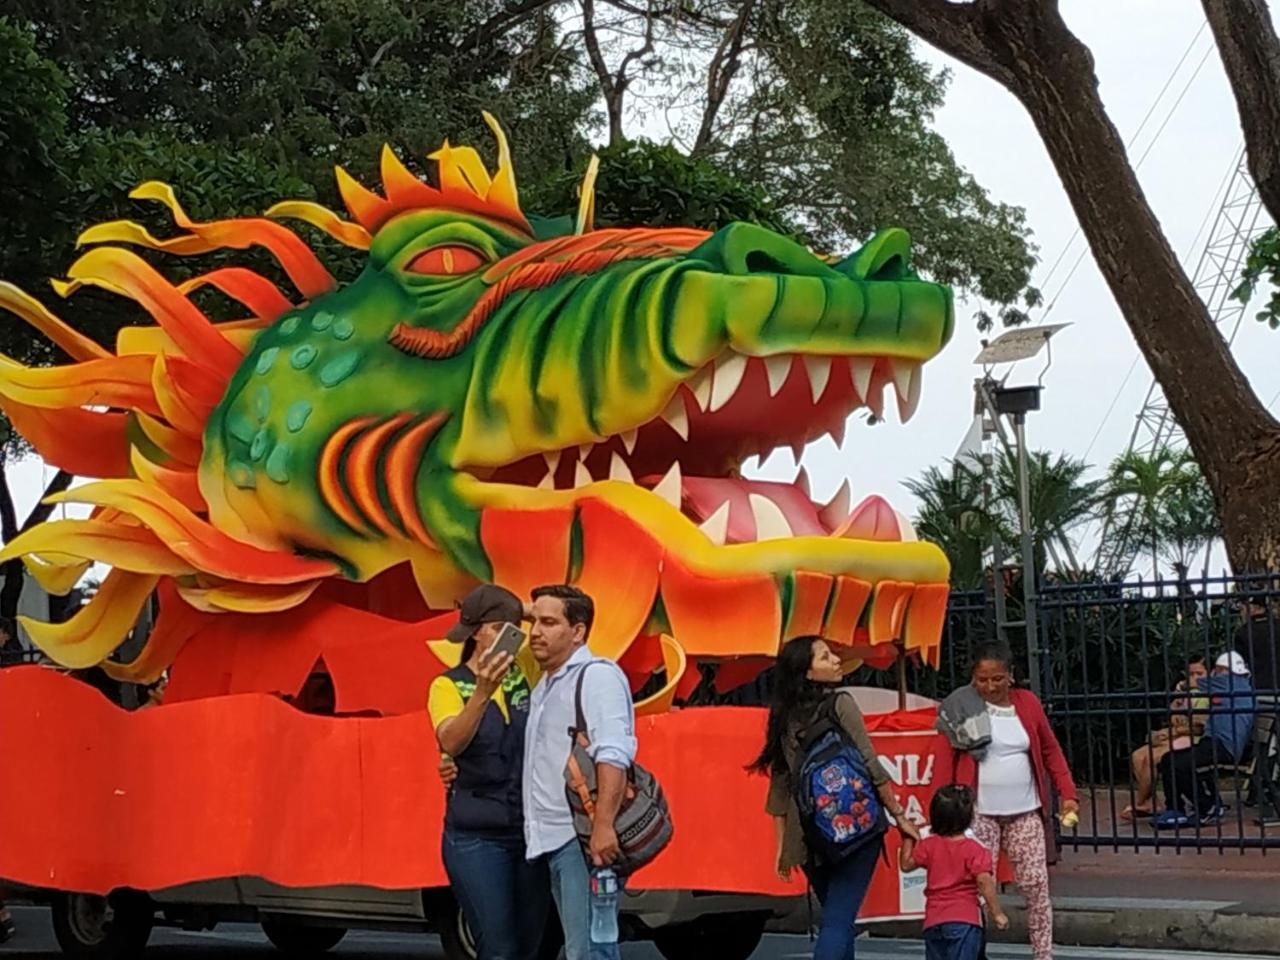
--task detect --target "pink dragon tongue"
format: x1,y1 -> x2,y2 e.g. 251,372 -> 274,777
841,494 -> 904,541
682,476 -> 827,542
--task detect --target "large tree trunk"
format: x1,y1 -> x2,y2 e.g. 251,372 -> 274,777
863,0 -> 1280,574
1201,0 -> 1280,223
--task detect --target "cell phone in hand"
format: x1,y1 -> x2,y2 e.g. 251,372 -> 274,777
486,621 -> 526,660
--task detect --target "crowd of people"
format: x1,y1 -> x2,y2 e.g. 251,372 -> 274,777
2,575 -> 1274,958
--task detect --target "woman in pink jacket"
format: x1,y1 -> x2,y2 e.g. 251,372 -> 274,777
932,642 -> 1078,960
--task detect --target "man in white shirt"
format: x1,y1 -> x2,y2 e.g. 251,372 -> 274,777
523,584 -> 636,960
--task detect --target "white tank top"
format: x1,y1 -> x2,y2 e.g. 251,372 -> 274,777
976,703 -> 1040,816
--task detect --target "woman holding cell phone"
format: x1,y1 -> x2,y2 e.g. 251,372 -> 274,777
428,584 -> 548,960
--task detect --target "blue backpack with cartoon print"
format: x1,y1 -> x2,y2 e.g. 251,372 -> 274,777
794,696 -> 887,864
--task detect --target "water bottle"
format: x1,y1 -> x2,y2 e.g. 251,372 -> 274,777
589,867 -> 619,944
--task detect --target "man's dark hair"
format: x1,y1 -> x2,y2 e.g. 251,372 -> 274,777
531,584 -> 594,639
929,784 -> 976,837
1187,654 -> 1206,667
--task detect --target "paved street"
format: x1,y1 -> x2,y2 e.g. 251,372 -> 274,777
0,907 -> 1272,959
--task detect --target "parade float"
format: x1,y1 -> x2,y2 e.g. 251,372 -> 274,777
0,114 -> 953,957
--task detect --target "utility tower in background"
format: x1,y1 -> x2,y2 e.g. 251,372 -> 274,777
1093,147 -> 1270,578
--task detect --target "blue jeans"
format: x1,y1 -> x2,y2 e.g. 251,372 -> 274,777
442,828 -> 550,960
803,839 -> 882,960
545,840 -> 619,960
924,922 -> 985,960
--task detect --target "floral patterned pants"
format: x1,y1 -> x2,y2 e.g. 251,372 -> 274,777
972,811 -> 1053,960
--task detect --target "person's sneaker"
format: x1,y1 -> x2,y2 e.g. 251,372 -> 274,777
1197,803 -> 1228,825
1153,809 -> 1193,829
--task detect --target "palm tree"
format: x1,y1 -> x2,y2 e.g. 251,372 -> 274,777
992,450 -> 1106,577
905,450 -> 1101,587
1105,449 -> 1204,579
1156,460 -> 1221,580
904,460 -> 1012,589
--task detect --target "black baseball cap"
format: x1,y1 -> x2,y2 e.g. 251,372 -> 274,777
446,584 -> 524,643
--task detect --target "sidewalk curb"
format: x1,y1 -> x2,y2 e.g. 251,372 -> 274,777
872,895 -> 1280,955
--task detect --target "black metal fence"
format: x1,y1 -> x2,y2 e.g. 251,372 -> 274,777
928,574 -> 1280,854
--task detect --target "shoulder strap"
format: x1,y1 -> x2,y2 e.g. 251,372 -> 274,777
796,693 -> 843,754
570,659 -> 596,742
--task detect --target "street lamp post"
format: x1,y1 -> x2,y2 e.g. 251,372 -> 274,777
972,325 -> 1069,697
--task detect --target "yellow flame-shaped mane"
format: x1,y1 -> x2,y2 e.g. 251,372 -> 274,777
0,114 -> 584,682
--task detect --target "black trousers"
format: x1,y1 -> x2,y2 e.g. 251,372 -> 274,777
1159,737 -> 1226,815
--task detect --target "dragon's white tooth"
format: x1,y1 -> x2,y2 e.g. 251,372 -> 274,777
709,353 -> 749,413
790,439 -> 805,466
537,470 -> 555,490
543,450 -> 561,472
579,443 -> 594,461
890,359 -> 916,398
620,429 -> 639,455
749,493 -> 793,541
796,466 -> 811,497
895,509 -> 919,542
804,356 -> 832,403
895,363 -> 922,423
865,368 -> 885,419
660,392 -> 689,441
574,460 -> 593,488
688,367 -> 713,412
608,452 -> 634,484
652,461 -> 683,508
763,355 -> 792,397
849,357 -> 874,400
698,500 -> 731,546
819,479 -> 851,532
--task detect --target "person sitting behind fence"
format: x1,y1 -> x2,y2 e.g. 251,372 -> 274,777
1153,652 -> 1256,829
1119,656 -> 1208,822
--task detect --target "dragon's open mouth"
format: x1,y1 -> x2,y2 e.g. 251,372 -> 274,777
468,350 -> 921,546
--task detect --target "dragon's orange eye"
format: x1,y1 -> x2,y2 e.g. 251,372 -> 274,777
406,245 -> 487,276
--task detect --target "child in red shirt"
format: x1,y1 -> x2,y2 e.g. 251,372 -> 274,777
900,784 -> 1009,960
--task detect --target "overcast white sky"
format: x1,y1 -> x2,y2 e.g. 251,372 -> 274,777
5,1 -> 1275,581
739,1 -> 1277,577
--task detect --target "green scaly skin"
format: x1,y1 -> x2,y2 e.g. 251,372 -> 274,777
203,209 -> 953,583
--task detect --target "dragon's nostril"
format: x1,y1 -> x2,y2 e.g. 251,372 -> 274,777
744,250 -> 792,274
868,254 -> 907,281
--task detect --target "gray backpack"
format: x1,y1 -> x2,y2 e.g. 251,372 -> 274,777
563,662 -> 673,875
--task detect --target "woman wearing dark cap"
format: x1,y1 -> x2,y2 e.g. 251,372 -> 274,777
428,584 -> 547,960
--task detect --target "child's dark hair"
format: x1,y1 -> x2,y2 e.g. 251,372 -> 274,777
929,784 -> 976,837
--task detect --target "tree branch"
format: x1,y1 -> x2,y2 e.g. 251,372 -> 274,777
458,0 -> 561,52
858,0 -> 1017,89
1201,0 -> 1280,223
582,0 -> 658,144
692,0 -> 754,155
580,0 -> 623,143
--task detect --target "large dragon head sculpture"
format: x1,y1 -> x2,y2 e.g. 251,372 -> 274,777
0,115 -> 952,693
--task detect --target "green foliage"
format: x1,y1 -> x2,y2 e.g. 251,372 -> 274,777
904,462 -> 1012,589
905,450 -> 1103,588
1236,225 -> 1280,329
534,139 -> 802,237
709,0 -> 1040,319
1104,449 -> 1215,579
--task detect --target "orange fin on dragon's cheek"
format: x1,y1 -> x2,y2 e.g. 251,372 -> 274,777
479,506 -> 574,598
574,498 -> 663,662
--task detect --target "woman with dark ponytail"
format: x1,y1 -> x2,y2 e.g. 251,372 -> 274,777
750,635 -> 920,959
